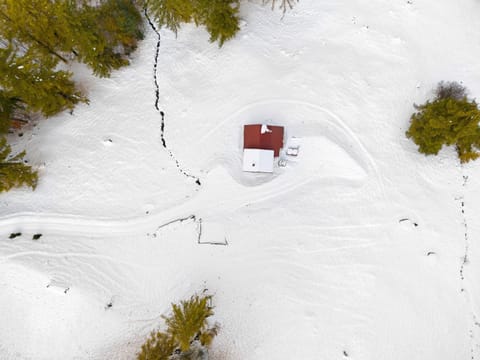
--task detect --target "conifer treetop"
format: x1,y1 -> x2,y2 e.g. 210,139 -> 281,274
137,293 -> 219,360
406,81 -> 480,163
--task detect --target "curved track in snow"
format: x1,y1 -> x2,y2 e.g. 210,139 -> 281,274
197,98 -> 387,197
0,99 -> 382,240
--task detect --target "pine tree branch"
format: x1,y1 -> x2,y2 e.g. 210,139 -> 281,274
0,10 -> 69,63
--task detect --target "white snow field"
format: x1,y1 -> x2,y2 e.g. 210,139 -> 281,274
2,0 -> 480,358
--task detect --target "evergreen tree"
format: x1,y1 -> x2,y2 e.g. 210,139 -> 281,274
146,0 -> 240,47
71,0 -> 144,77
163,294 -> 217,352
196,0 -> 240,47
137,294 -> 219,360
138,331 -> 176,360
406,82 -> 480,163
0,0 -> 144,193
0,44 -> 87,117
0,136 -> 37,192
96,0 -> 144,56
146,0 -> 196,35
0,0 -> 73,63
0,0 -> 144,77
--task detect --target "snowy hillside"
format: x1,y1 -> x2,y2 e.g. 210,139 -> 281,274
2,0 -> 480,359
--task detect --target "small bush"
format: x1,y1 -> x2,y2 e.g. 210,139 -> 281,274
137,293 -> 219,360
406,81 -> 480,163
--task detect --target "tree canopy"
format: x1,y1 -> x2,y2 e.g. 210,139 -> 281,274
0,0 -> 144,77
138,294 -> 219,360
406,82 -> 480,163
0,0 -> 144,192
0,43 -> 87,117
146,0 -> 240,47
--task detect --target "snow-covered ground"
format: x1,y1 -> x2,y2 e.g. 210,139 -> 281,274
2,0 -> 480,358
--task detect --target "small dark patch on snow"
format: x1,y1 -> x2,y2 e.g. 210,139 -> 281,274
9,232 -> 21,239
32,233 -> 42,240
18,133 -> 23,137
399,218 -> 418,227
64,287 -> 70,294
426,251 -> 435,256
343,350 -> 349,357
103,138 -> 113,146
105,301 -> 113,310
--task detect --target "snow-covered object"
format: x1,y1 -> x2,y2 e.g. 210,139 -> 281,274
244,124 -> 284,156
261,124 -> 272,134
242,148 -> 274,173
170,341 -> 209,360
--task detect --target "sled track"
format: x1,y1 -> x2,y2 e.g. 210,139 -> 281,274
144,10 -> 201,186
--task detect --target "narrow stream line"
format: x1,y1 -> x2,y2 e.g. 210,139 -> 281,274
144,9 -> 201,186
143,11 -> 227,246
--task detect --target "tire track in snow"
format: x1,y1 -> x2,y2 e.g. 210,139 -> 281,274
144,9 -> 201,186
0,250 -> 146,269
0,210 -> 222,246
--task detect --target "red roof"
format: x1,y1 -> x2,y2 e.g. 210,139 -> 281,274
243,124 -> 284,157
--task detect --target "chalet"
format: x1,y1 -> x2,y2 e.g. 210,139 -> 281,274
243,124 -> 284,173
